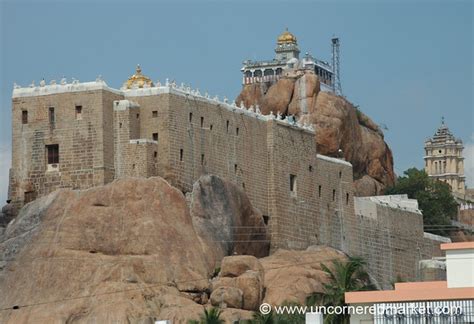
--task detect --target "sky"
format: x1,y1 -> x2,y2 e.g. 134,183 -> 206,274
0,0 -> 472,204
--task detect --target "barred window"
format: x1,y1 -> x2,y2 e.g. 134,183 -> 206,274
46,144 -> 59,164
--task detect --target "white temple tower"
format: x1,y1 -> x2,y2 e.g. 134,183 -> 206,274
424,118 -> 465,195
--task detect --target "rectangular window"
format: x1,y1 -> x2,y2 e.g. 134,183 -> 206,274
318,185 -> 322,197
226,120 -> 229,133
46,144 -> 59,164
200,117 -> 204,128
201,154 -> 205,165
236,127 -> 239,136
152,110 -> 158,118
75,105 -> 82,120
152,133 -> 158,142
290,174 -> 297,193
346,193 -> 349,205
189,112 -> 193,123
24,191 -> 36,203
22,110 -> 28,124
180,149 -> 183,161
332,189 -> 336,201
49,107 -> 55,124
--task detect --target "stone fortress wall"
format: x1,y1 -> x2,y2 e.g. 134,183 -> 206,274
9,79 -> 446,288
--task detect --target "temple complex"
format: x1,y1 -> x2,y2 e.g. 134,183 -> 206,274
241,29 -> 335,91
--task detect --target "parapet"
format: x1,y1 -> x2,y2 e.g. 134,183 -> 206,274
12,77 -> 316,134
12,77 -> 122,98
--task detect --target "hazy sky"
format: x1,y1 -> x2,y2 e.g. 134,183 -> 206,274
0,0 -> 472,203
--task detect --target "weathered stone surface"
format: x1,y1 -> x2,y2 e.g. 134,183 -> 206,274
210,286 -> 243,308
235,72 -> 396,195
190,175 -> 269,271
0,202 -> 17,228
288,72 -> 320,116
236,270 -> 264,310
211,255 -> 265,311
220,255 -> 263,278
354,175 -> 385,198
235,82 -> 270,109
260,246 -> 347,306
0,175 -> 277,323
260,78 -> 296,115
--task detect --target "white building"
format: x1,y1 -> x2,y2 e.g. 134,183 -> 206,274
345,242 -> 474,323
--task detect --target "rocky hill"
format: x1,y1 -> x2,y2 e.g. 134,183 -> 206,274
236,71 -> 395,196
0,176 -> 346,323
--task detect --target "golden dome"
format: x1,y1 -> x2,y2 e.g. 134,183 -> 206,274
277,28 -> 297,45
125,64 -> 154,89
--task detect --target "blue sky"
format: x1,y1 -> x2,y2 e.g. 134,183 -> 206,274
0,0 -> 472,203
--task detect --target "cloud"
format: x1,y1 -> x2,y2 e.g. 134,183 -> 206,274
464,133 -> 474,188
0,143 -> 11,204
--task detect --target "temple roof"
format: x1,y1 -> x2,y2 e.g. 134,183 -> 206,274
426,117 -> 462,145
124,65 -> 154,89
277,28 -> 297,45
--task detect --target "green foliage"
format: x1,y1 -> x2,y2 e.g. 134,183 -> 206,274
306,257 -> 375,324
188,307 -> 224,324
211,266 -> 221,278
385,168 -> 458,235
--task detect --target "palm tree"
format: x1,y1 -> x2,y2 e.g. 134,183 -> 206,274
188,307 -> 224,324
307,256 -> 376,324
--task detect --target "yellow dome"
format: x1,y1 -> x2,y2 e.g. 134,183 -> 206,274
125,65 -> 154,89
277,28 -> 297,45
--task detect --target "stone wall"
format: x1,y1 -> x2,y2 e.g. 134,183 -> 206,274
9,88 -> 123,208
352,197 -> 449,288
9,83 -> 448,289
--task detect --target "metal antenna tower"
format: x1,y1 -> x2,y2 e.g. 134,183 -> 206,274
331,37 -> 342,96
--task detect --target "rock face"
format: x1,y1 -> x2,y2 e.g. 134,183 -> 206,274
0,175 -> 346,323
211,255 -> 265,311
0,176 -> 269,324
260,246 -> 346,306
236,71 -> 395,195
190,175 -> 269,269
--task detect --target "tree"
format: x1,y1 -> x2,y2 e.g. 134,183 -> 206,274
307,257 -> 376,324
385,168 -> 458,235
188,307 -> 224,324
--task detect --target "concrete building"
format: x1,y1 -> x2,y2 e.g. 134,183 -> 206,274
241,29 -> 335,92
424,118 -> 466,195
345,242 -> 474,323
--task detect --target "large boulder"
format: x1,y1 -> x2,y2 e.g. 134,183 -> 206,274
210,286 -> 243,308
260,78 -> 296,115
235,82 -> 271,109
190,175 -> 269,271
235,71 -> 396,195
0,178 -> 213,323
288,72 -> 320,116
0,176 -> 269,323
260,245 -> 347,306
211,256 -> 265,311
220,255 -> 264,278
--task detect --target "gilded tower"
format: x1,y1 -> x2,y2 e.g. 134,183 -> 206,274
424,118 -> 465,195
